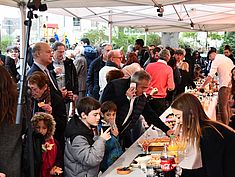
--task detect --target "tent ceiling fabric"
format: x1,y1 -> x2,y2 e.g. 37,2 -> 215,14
47,2 -> 235,32
1,0 -> 235,32
2,0 -> 235,8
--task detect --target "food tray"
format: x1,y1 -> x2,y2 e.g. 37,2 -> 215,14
130,154 -> 161,168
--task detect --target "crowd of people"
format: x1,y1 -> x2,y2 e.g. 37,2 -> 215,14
1,37 -> 235,177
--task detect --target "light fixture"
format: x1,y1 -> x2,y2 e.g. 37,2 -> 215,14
153,1 -> 164,17
157,6 -> 164,17
190,22 -> 194,29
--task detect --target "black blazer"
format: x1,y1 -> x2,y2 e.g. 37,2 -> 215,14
200,124 -> 235,177
27,63 -> 67,149
27,63 -> 61,96
177,69 -> 196,95
47,58 -> 78,94
100,78 -> 170,134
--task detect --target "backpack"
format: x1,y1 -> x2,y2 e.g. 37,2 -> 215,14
83,45 -> 98,69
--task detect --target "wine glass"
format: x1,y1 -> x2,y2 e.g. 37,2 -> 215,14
141,140 -> 151,154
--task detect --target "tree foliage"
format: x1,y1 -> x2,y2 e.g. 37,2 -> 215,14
82,26 -> 161,52
82,28 -> 109,46
182,32 -> 198,39
0,36 -> 14,54
219,32 -> 235,54
208,32 -> 223,41
145,33 -> 161,46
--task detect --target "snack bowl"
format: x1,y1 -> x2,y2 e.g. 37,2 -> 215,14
116,166 -> 132,175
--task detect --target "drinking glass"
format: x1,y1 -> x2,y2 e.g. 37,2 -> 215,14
141,140 -> 151,154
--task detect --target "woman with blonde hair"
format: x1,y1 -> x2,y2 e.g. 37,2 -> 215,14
0,66 -> 21,177
171,93 -> 235,177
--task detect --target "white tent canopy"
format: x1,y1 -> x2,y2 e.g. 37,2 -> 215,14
47,3 -> 235,32
1,0 -> 235,32
1,0 -> 235,73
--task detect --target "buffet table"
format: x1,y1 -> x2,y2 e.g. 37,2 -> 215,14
100,92 -> 218,176
160,93 -> 218,121
100,125 -> 162,177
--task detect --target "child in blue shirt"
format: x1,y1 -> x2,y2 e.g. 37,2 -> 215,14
99,101 -> 123,172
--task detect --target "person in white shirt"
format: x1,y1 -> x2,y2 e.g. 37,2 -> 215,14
201,48 -> 234,125
99,50 -> 122,99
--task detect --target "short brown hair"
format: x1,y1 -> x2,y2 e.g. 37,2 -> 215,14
101,101 -> 117,114
77,97 -> 101,116
175,48 -> 185,55
106,69 -> 124,83
27,71 -> 49,89
52,42 -> 65,51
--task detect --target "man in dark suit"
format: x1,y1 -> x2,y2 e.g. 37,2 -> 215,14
27,42 -> 67,150
100,70 -> 173,148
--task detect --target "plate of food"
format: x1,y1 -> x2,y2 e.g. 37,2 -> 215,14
130,154 -> 161,168
138,137 -> 170,152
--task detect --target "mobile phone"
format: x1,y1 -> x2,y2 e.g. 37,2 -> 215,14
130,82 -> 136,89
102,125 -> 111,132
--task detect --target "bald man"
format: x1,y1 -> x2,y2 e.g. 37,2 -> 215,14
99,49 -> 123,99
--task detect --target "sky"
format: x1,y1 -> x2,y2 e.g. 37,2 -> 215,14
0,5 -> 20,19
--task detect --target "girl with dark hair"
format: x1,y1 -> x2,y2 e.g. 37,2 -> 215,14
171,93 -> 235,177
0,66 -> 22,177
192,50 -> 205,70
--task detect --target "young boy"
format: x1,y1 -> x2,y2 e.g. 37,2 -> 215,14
99,101 -> 123,172
64,97 -> 111,177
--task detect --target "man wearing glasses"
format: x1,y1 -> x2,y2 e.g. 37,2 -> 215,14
99,49 -> 123,99
86,43 -> 112,100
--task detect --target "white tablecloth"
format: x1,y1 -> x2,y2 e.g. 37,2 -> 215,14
160,94 -> 218,121
100,126 -> 161,177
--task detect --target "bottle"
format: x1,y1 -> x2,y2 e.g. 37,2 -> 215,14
168,135 -> 178,158
160,144 -> 176,177
209,81 -> 213,92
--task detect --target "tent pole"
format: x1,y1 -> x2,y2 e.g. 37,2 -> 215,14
19,1 -> 27,76
109,11 -> 112,44
206,31 -> 208,50
109,22 -> 112,44
144,28 -> 148,46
